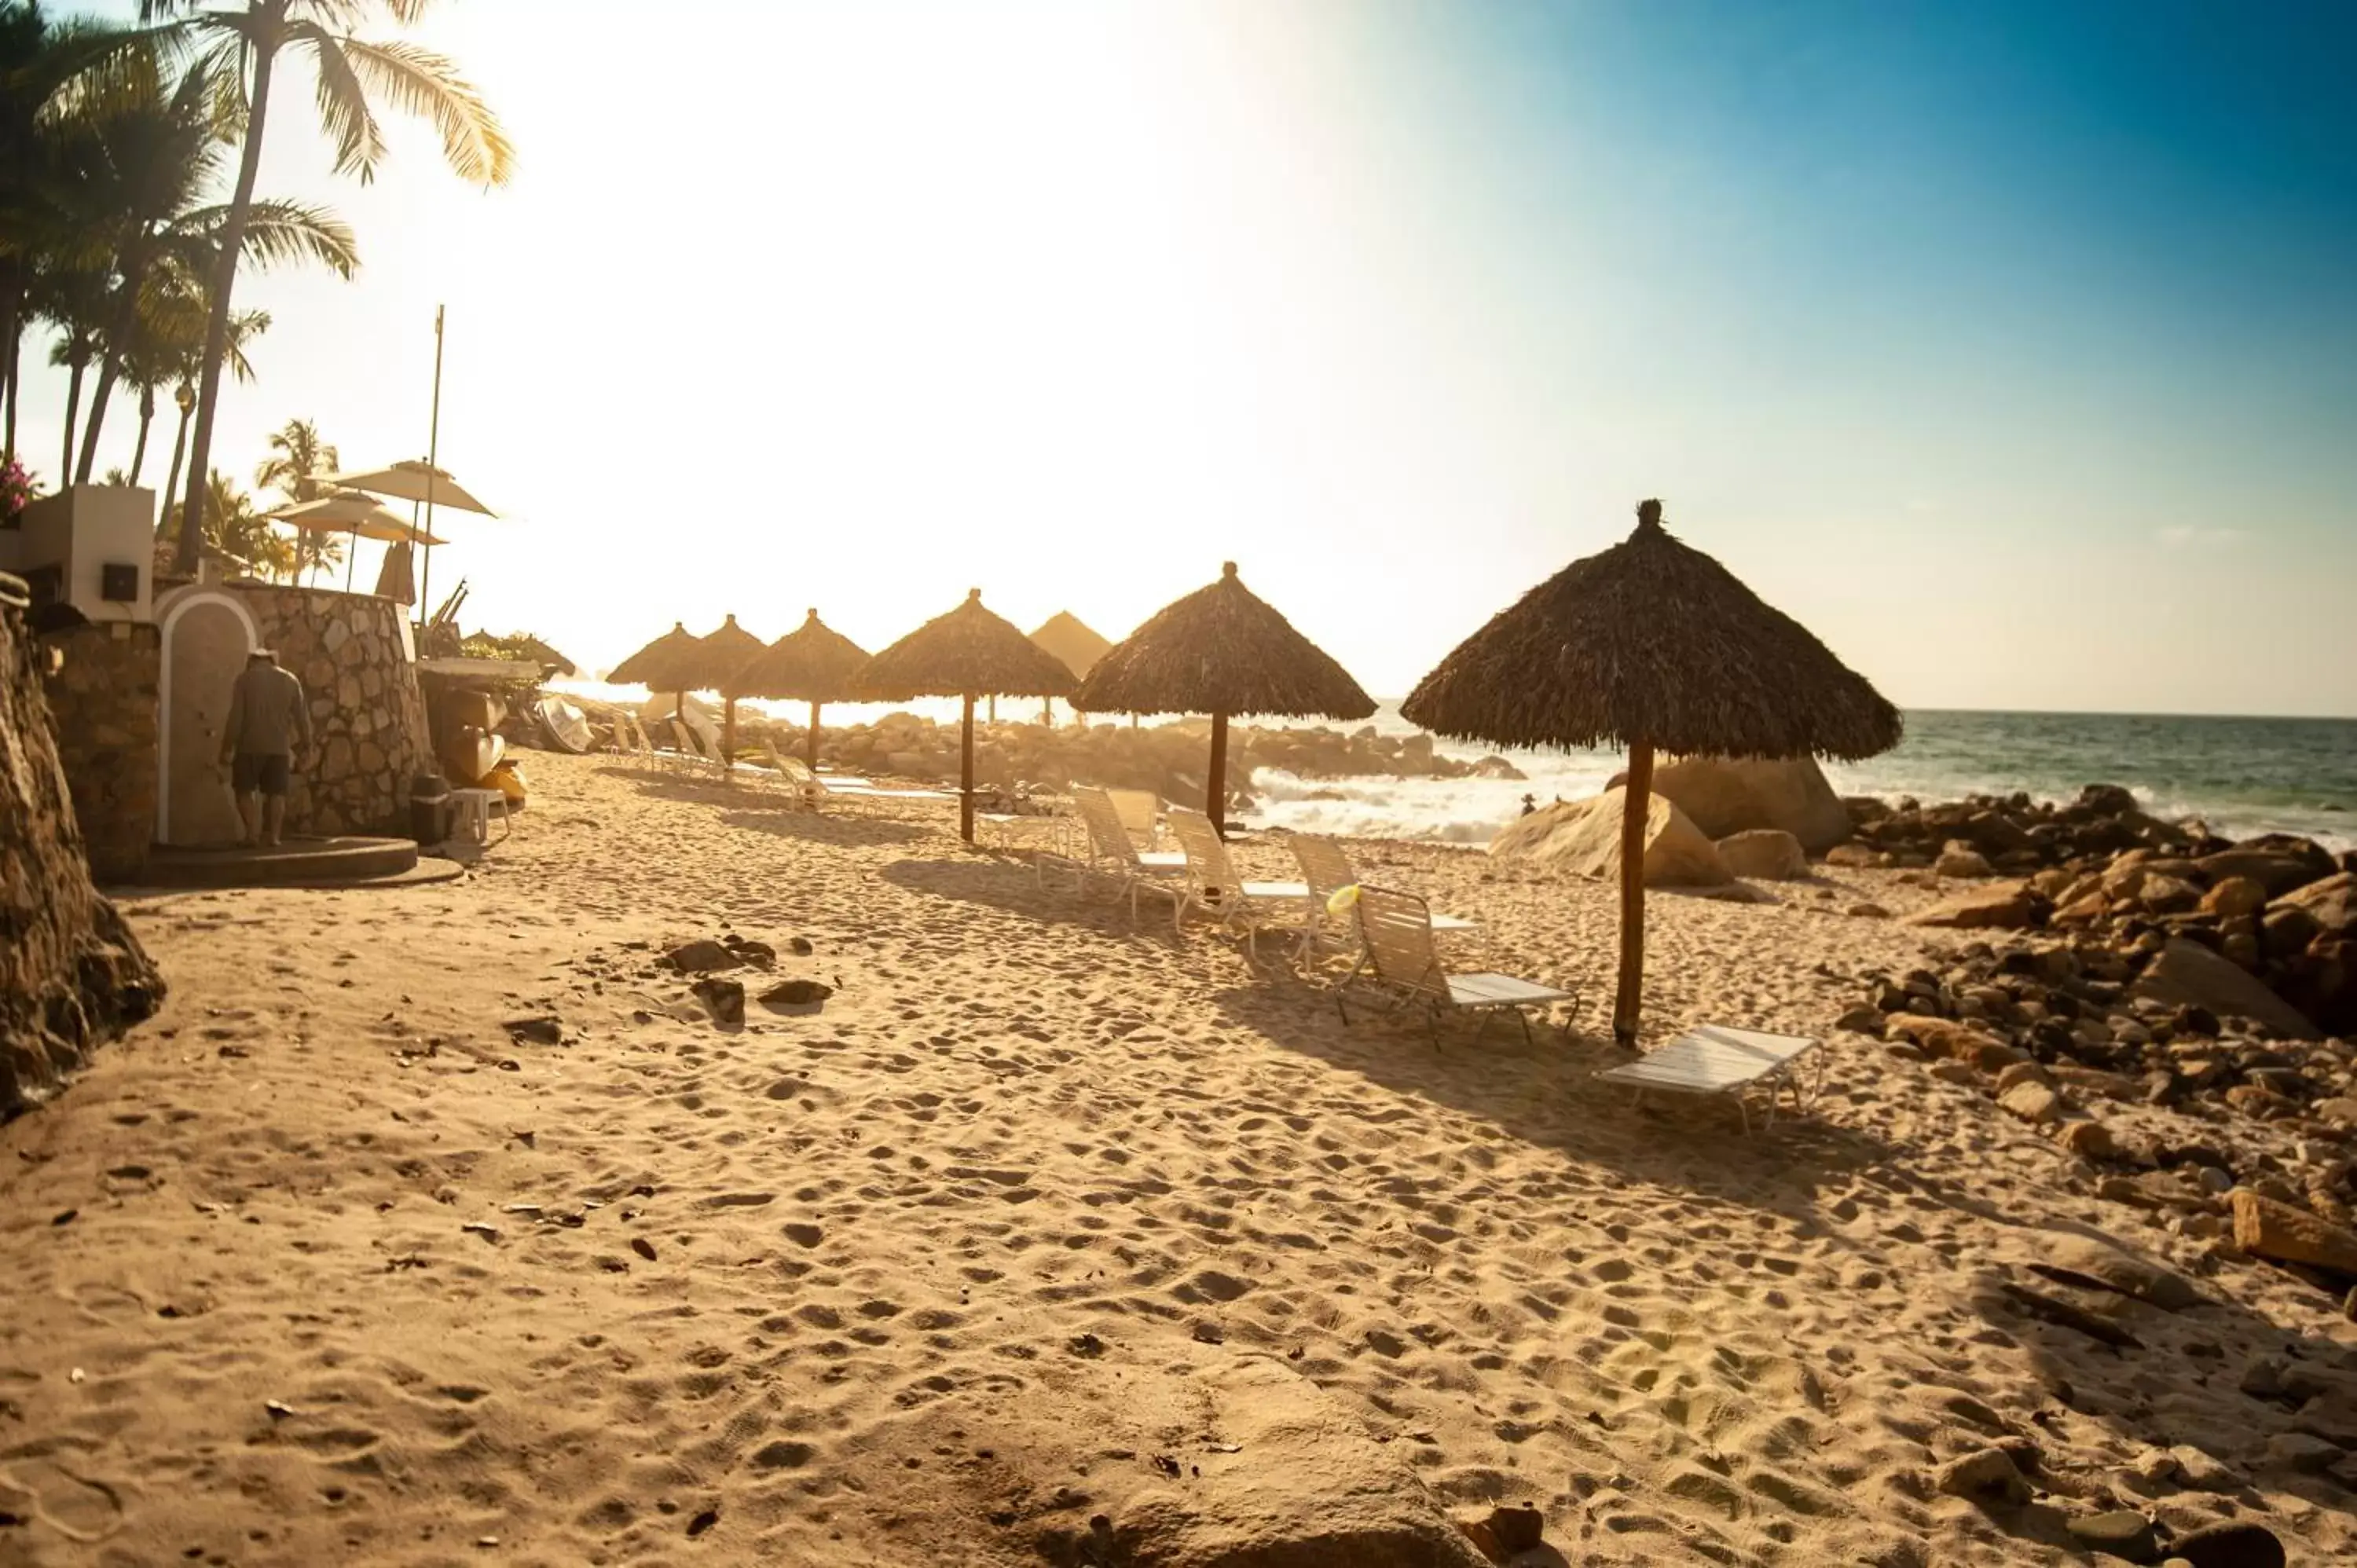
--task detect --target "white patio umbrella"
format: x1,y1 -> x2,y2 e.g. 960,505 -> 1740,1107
321,460 -> 497,617
270,490 -> 447,589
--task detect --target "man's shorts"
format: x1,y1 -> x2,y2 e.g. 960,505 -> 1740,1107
232,752 -> 291,797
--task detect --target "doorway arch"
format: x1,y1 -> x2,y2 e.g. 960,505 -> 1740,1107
153,585 -> 259,846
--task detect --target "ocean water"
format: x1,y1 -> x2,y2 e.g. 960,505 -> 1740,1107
1249,705 -> 2357,852
555,680 -> 2356,852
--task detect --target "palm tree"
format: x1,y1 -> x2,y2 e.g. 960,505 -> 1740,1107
255,414 -> 339,581
67,43 -> 354,482
137,1 -> 513,573
160,466 -> 291,577
159,299 -> 266,518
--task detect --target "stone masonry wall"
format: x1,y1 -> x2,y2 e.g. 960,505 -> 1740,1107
230,586 -> 432,837
1,592 -> 163,1116
40,621 -> 161,882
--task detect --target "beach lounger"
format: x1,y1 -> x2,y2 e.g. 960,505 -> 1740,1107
1287,833 -> 1476,963
1049,786 -> 1187,918
1166,807 -> 1310,959
1335,885 -> 1573,1044
1596,1025 -> 1821,1134
1105,788 -> 1164,849
776,753 -> 955,811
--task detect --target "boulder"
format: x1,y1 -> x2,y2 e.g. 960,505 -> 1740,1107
2230,1189 -> 2357,1276
1716,828 -> 1807,881
1489,789 -> 1733,888
1934,1446 -> 2030,1503
1904,881 -> 2044,930
2277,871 -> 2355,936
2000,1082 -> 2066,1125
2066,1510 -> 2159,1563
2197,841 -> 2336,896
1825,843 -> 1880,869
2199,877 -> 2268,919
2130,939 -> 2319,1041
1936,841 -> 1996,879
1637,755 -> 1853,855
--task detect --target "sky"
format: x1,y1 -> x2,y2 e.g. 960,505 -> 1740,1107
21,0 -> 2357,714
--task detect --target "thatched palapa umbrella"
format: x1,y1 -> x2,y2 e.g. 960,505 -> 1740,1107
1029,610 -> 1113,725
854,589 -> 1076,842
608,616 -> 767,764
1402,500 -> 1901,1045
1074,562 -> 1376,836
692,614 -> 770,770
726,608 -> 871,768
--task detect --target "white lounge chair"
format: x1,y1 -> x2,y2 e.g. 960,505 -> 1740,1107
1336,885 -> 1573,1044
1105,788 -> 1164,849
1166,807 -> 1310,959
1050,786 -> 1187,918
776,753 -> 954,811
1287,833 -> 1476,963
1596,1024 -> 1820,1134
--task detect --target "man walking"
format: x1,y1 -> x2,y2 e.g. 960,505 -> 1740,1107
218,648 -> 313,847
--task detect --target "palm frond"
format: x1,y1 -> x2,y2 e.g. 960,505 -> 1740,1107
331,35 -> 515,187
288,19 -> 387,183
183,197 -> 359,277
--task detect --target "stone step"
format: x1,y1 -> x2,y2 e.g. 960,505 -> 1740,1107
138,836 -> 427,889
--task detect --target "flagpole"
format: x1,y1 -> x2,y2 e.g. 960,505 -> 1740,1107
416,305 -> 445,634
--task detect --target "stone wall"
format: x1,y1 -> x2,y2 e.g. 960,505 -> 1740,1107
2,588 -> 163,1116
39,621 -> 161,881
230,586 -> 431,837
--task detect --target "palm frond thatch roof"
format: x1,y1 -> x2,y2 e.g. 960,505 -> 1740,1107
609,615 -> 767,692
1028,611 -> 1113,682
607,621 -> 698,687
727,608 -> 871,701
854,589 -> 1078,702
1400,500 -> 1901,760
1072,562 -> 1376,721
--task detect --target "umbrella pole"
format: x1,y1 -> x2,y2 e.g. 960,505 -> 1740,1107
808,699 -> 821,769
1207,710 -> 1230,837
722,696 -> 737,782
1613,738 -> 1655,1046
959,691 -> 977,843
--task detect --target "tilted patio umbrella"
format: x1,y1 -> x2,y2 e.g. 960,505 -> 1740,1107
1074,562 -> 1376,836
1401,499 -> 1902,1045
689,614 -> 769,772
270,491 -> 446,588
1029,610 -> 1113,725
725,608 -> 871,769
853,589 -> 1077,842
324,460 -> 497,614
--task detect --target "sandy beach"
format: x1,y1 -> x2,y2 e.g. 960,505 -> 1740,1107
3,753 -> 2352,1566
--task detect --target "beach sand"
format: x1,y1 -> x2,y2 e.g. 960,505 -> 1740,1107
2,752 -> 2350,1565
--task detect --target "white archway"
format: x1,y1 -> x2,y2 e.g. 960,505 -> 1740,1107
153,585 -> 260,845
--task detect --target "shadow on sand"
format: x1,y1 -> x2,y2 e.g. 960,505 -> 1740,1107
878,852 -> 1190,940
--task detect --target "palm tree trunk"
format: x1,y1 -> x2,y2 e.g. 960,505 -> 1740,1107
0,275 -> 19,467
76,247 -> 148,484
128,388 -> 155,484
177,37 -> 280,573
161,401 -> 192,541
60,352 -> 86,487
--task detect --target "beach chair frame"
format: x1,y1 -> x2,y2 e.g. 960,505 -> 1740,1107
1335,885 -> 1572,1045
1053,786 -> 1187,920
1595,1025 -> 1824,1134
1165,807 -> 1310,961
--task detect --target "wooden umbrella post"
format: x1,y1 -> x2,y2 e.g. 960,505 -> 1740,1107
721,696 -> 737,781
1613,738 -> 1655,1046
807,698 -> 821,768
959,691 -> 977,843
1206,709 -> 1230,837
